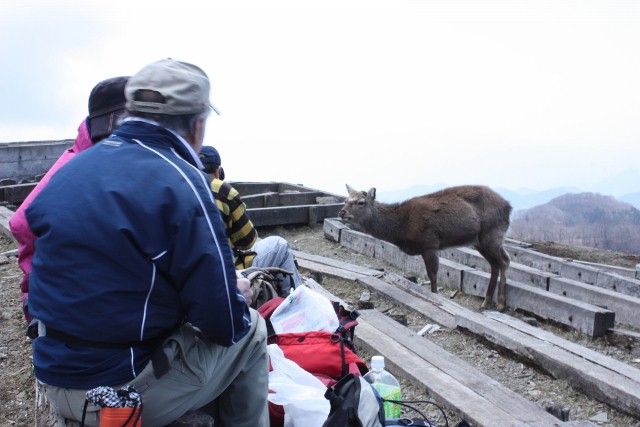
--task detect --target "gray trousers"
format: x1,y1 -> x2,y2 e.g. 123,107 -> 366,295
252,236 -> 303,295
42,309 -> 269,427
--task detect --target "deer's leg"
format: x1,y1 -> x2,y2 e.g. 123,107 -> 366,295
482,265 -> 499,310
477,241 -> 510,311
476,242 -> 499,310
495,247 -> 511,312
421,250 -> 439,293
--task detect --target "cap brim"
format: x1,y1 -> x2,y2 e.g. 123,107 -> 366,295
89,111 -> 124,142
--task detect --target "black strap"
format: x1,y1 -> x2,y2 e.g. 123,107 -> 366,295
80,399 -> 90,427
44,326 -> 161,349
122,402 -> 143,426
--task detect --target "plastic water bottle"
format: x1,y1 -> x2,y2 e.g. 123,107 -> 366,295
363,355 -> 402,418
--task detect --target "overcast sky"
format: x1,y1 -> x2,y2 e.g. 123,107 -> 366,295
1,0 -> 639,198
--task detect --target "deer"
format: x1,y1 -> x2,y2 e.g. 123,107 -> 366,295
339,184 -> 512,311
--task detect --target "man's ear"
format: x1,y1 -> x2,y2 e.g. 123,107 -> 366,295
189,115 -> 207,150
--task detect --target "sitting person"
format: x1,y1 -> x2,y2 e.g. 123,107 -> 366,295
24,59 -> 268,426
200,145 -> 303,296
9,75 -> 129,324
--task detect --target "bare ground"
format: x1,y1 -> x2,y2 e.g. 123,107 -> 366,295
2,228 -> 640,426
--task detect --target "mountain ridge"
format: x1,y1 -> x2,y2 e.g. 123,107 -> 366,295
377,185 -> 640,211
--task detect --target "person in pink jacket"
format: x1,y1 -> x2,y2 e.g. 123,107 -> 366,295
9,76 -> 129,323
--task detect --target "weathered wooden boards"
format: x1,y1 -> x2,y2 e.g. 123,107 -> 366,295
358,311 -> 563,427
303,278 -> 564,426
296,249 -> 640,420
0,182 -> 37,205
506,244 -> 640,281
447,245 -> 640,329
0,179 -> 347,228
323,218 -> 620,337
458,311 -> 640,419
224,182 -> 346,228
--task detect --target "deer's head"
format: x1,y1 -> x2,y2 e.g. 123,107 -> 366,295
339,184 -> 377,228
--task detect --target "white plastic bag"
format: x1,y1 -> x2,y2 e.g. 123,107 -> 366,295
268,344 -> 330,427
269,285 -> 339,334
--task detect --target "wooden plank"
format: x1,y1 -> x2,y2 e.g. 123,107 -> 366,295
296,258 -> 366,281
549,276 -> 640,329
356,275 -> 458,329
507,242 -> 637,279
359,310 -> 561,426
573,259 -> 637,278
294,250 -> 384,277
381,272 -> 471,329
506,245 -> 640,296
295,250 -> 457,328
476,311 -> 640,419
594,271 -> 640,299
227,181 -> 281,195
241,191 -> 326,208
442,247 -> 554,290
456,310 -> 640,419
484,311 -> 640,382
246,203 -> 343,227
558,261 -> 600,285
354,321 -> 522,427
505,244 -> 565,275
340,228 -> 377,257
0,182 -> 36,205
299,252 -> 637,420
297,247 -> 629,375
335,225 -> 617,336
462,270 -> 615,337
341,228 -> 474,289
322,217 -> 347,242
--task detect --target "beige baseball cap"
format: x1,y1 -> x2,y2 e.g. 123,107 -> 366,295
125,58 -> 220,115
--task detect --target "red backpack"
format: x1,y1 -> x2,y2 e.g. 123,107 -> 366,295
259,297 -> 368,427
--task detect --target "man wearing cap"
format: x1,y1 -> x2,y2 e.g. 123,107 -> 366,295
200,145 -> 303,295
9,76 -> 129,324
25,59 -> 268,426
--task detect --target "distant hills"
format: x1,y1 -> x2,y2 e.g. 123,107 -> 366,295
377,184 -> 640,211
509,193 -> 640,254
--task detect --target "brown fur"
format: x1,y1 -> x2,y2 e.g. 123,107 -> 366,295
339,184 -> 512,311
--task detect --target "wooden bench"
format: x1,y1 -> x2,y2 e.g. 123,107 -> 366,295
324,219 -> 617,337
296,248 -> 640,420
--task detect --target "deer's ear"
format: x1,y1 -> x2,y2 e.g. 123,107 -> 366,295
346,184 -> 356,194
368,188 -> 376,200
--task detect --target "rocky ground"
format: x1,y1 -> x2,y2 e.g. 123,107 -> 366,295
2,228 -> 640,426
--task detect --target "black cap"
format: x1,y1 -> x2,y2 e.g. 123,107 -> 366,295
88,76 -> 129,143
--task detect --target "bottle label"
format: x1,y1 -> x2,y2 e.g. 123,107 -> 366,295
371,383 -> 401,418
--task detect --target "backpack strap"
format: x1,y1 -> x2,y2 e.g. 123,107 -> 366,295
333,302 -> 360,350
258,297 -> 285,337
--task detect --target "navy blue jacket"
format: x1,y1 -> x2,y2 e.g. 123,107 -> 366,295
26,119 -> 251,388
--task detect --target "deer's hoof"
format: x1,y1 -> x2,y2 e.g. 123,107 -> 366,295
496,303 -> 506,312
480,300 -> 491,311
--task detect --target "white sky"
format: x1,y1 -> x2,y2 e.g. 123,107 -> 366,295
1,0 -> 639,197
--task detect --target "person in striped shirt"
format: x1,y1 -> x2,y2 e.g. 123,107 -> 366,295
200,146 -> 303,295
